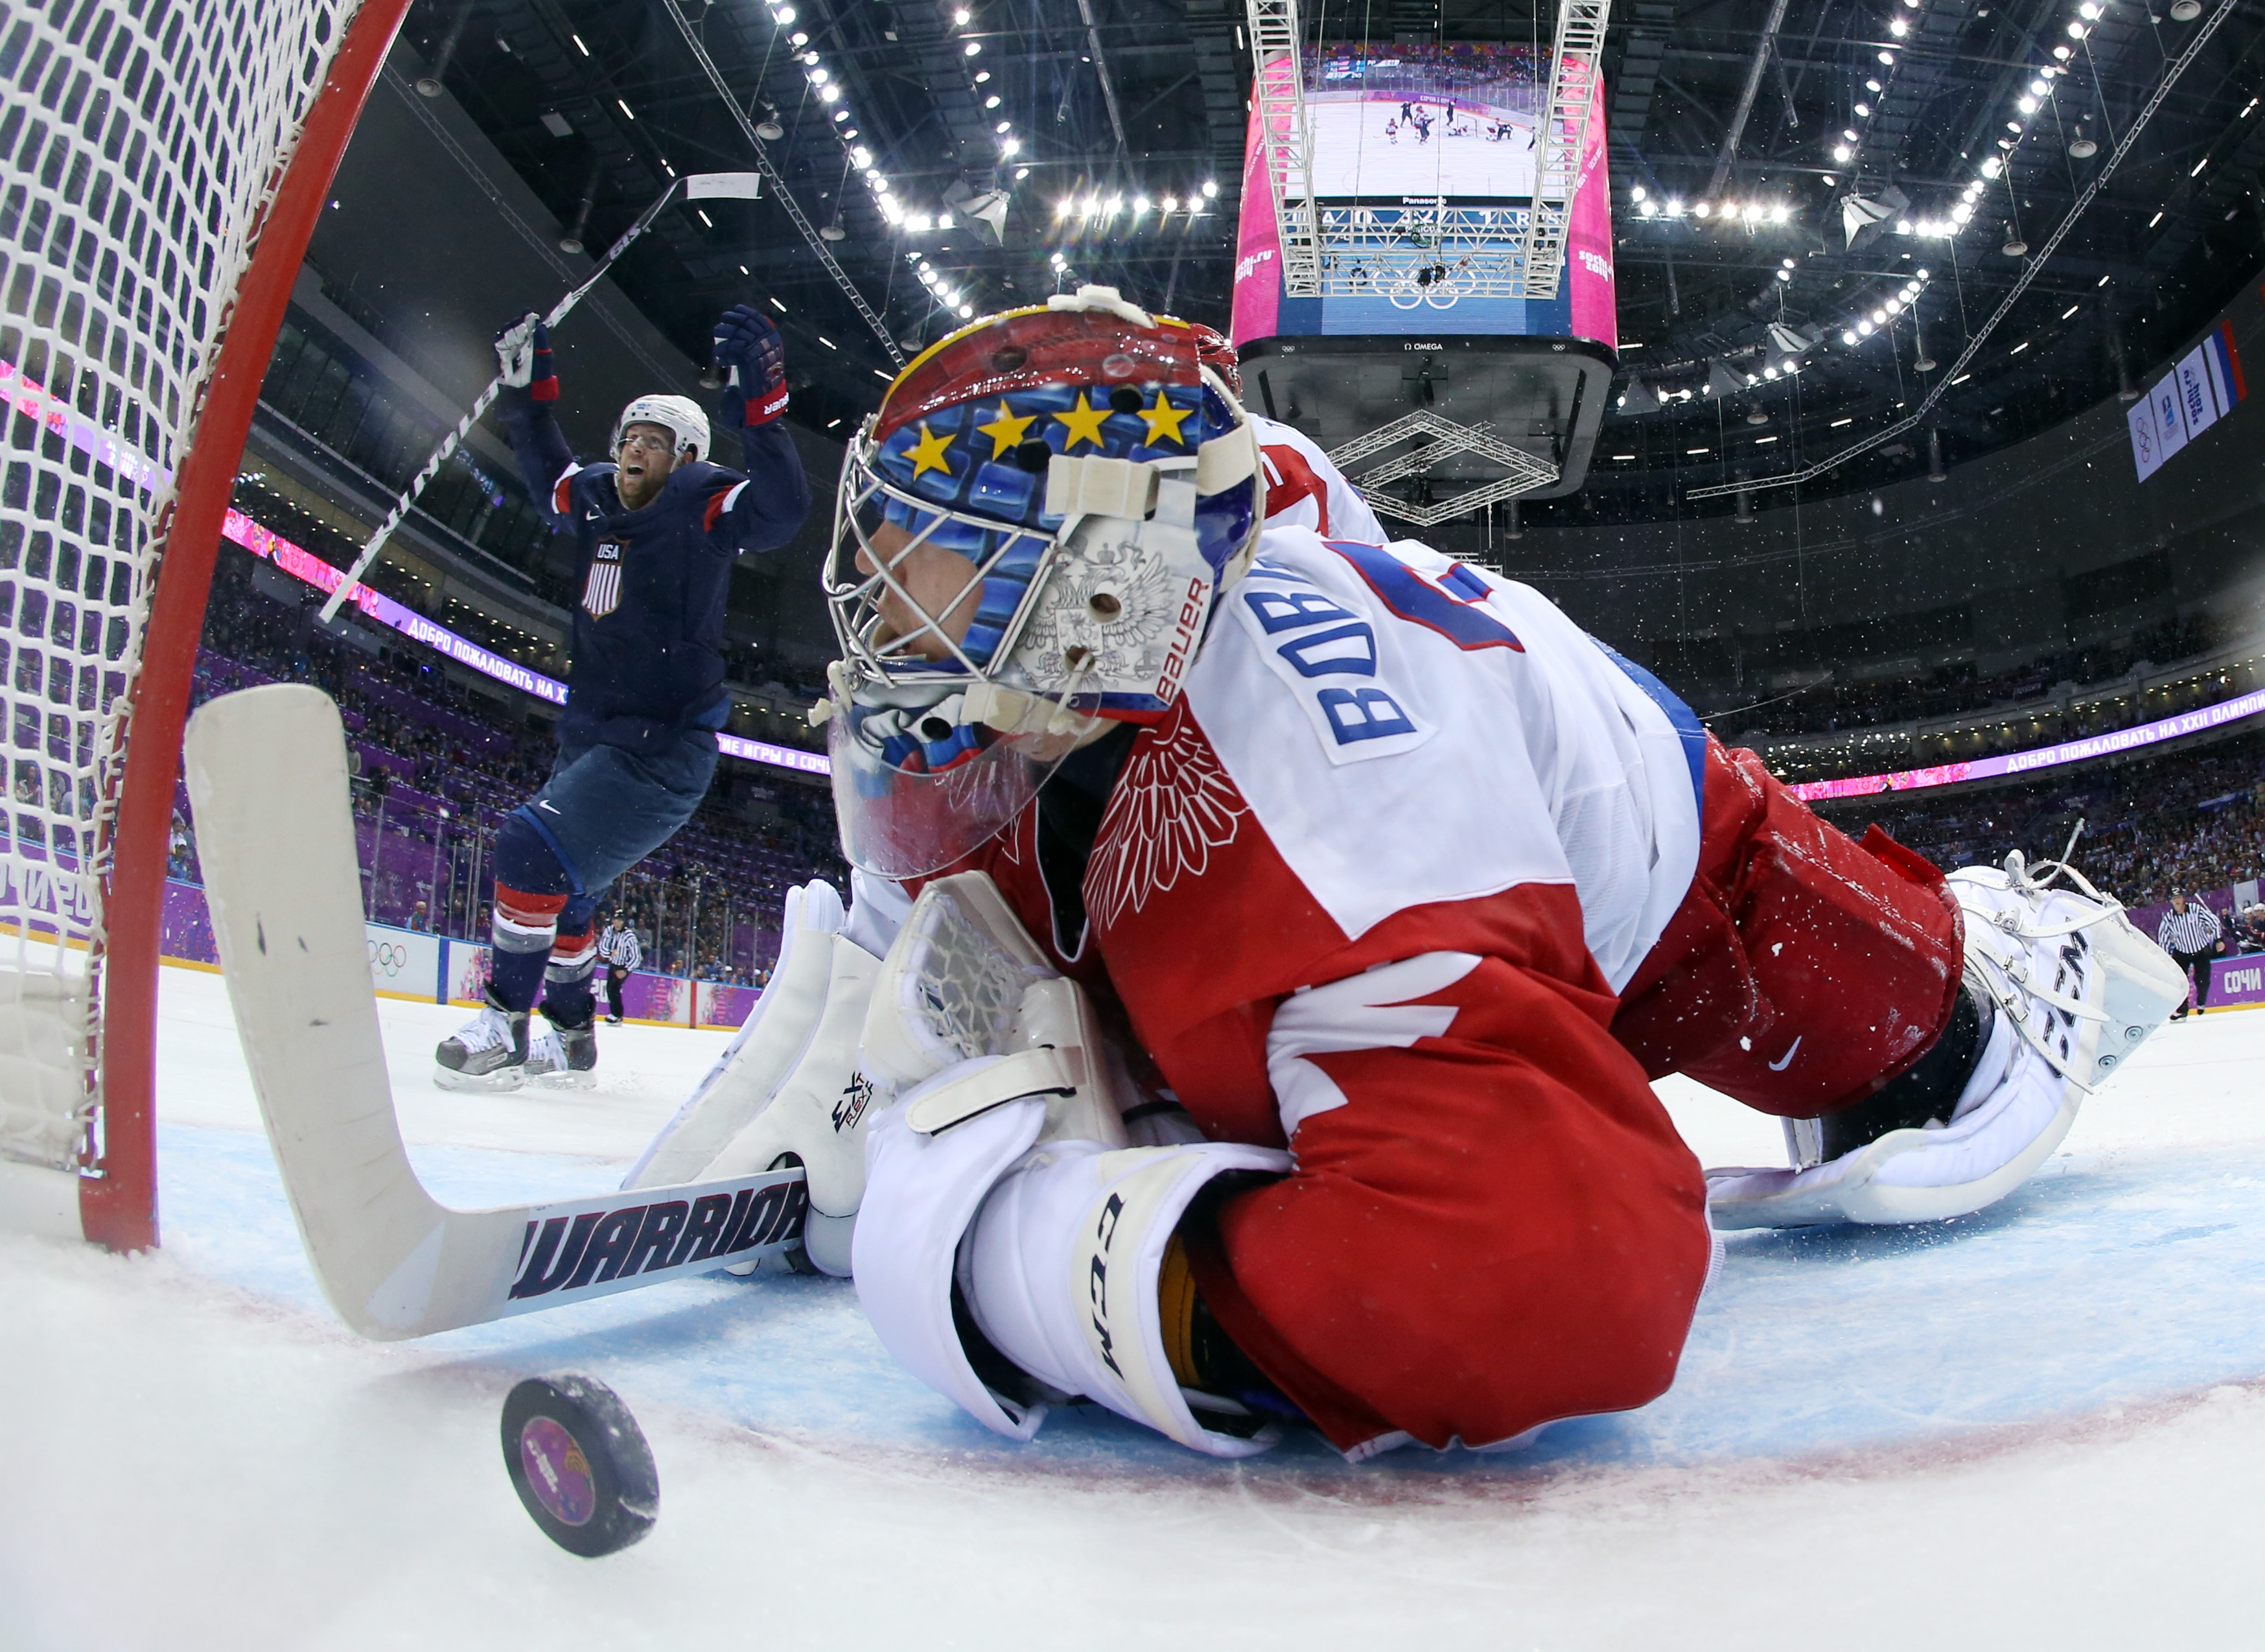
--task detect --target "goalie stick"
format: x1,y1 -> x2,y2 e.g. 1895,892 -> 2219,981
183,683 -> 807,1340
317,170 -> 763,625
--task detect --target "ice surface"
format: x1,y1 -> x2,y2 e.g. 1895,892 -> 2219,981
10,968 -> 2265,1647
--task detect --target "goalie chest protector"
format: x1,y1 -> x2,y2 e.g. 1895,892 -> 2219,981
1047,528 -> 1706,1146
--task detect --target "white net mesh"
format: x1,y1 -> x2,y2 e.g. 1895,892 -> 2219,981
0,0 -> 361,1170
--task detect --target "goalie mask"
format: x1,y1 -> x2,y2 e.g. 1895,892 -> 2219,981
823,286 -> 1264,879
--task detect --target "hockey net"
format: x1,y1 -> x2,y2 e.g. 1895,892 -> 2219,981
0,0 -> 406,1246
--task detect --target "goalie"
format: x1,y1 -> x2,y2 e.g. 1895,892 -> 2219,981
638,290 -> 2185,1459
432,307 -> 810,1089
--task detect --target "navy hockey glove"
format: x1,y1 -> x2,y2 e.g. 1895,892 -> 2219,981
494,312 -> 557,401
713,305 -> 787,425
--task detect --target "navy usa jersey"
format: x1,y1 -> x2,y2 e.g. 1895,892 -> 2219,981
505,392 -> 811,754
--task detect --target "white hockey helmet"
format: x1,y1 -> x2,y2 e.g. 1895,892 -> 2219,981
612,393 -> 710,463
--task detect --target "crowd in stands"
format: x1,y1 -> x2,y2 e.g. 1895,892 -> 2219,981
176,531 -> 2265,983
1717,612 -> 2237,746
178,545 -> 848,983
1819,728 -> 2265,920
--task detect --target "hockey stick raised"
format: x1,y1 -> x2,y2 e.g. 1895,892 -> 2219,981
316,170 -> 763,625
183,682 -> 806,1340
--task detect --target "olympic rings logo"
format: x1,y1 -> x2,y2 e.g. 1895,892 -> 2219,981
368,939 -> 408,977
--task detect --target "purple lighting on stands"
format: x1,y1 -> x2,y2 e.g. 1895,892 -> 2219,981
1787,687 -> 2265,802
220,509 -> 830,777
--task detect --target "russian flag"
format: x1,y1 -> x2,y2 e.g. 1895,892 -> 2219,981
2206,318 -> 2246,412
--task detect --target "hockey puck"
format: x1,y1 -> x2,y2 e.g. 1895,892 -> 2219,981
500,1375 -> 658,1557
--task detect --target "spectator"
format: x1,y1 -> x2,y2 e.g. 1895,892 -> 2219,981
2156,889 -> 2226,1020
406,901 -> 432,933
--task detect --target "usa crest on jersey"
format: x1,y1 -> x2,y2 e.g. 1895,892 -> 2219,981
583,541 -> 625,618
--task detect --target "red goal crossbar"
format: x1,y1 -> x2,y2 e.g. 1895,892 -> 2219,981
79,0 -> 417,1253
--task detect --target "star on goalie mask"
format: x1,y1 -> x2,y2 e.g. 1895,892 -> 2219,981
822,287 -> 1265,879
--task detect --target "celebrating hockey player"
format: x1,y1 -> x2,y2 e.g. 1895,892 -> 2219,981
633,288 -> 2186,1460
433,307 -> 811,1089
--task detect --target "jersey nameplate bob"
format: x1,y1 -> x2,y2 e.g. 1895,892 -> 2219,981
1231,558 -> 1434,764
583,541 -> 625,618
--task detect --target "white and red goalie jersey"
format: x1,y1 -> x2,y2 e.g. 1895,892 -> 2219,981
907,513 -> 1965,1454
1251,416 -> 1390,544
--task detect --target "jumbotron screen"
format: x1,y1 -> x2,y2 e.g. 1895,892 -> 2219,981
1305,42 -> 1544,202
1232,41 -> 1615,345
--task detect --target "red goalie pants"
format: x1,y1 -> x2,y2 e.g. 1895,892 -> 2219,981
1193,736 -> 1965,1456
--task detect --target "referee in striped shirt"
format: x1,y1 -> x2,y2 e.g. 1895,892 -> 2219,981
597,914 -> 644,1026
2157,889 -> 2225,1020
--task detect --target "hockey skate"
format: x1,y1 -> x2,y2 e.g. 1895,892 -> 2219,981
1709,851 -> 2187,1228
526,1017 -> 598,1090
434,1001 -> 531,1093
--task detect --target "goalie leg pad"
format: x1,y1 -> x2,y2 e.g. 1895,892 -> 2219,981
623,880 -> 879,1275
863,871 -> 1142,1146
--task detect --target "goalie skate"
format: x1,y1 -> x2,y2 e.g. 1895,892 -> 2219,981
1709,852 -> 2187,1229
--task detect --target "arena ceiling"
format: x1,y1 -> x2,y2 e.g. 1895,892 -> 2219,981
407,0 -> 2265,518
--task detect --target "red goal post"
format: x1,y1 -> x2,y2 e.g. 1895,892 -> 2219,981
0,0 -> 414,1251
